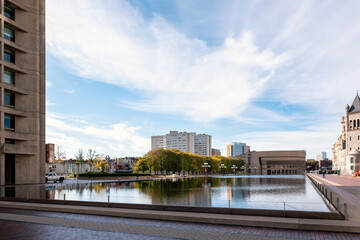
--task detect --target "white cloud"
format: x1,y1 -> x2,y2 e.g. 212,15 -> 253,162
46,81 -> 53,87
47,0 -> 289,122
63,89 -> 76,94
46,113 -> 150,158
46,100 -> 56,106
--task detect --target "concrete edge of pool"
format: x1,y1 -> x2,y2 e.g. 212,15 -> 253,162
0,200 -> 358,233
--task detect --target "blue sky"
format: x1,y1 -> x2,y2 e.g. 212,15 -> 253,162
46,0 -> 360,159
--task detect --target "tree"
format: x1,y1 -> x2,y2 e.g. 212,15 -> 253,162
75,148 -> 84,162
87,149 -> 97,163
55,145 -> 66,162
94,154 -> 109,173
134,157 -> 149,173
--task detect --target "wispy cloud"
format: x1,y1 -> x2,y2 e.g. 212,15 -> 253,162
63,89 -> 76,94
46,100 -> 56,106
47,0 -> 289,122
46,112 -> 150,158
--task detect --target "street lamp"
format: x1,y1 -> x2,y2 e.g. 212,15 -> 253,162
231,165 -> 238,175
219,163 -> 226,175
202,162 -> 211,176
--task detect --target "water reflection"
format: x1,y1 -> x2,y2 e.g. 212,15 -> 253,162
1,175 -> 330,212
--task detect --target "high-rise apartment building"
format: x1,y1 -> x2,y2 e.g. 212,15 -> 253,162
227,142 -> 248,157
151,131 -> 212,156
0,0 -> 45,185
316,152 -> 327,161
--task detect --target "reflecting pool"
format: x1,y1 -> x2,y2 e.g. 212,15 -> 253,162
3,175 -> 331,212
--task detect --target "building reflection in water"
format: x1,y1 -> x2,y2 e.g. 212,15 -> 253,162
0,176 -> 329,211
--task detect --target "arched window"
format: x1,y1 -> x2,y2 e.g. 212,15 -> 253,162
350,120 -> 353,130
351,157 -> 354,163
350,136 -> 352,141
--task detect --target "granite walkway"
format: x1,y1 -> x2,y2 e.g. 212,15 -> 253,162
0,208 -> 359,240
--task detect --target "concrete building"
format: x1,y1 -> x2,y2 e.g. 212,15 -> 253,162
211,148 -> 221,156
194,134 -> 211,156
249,150 -> 306,175
151,131 -> 212,156
0,0 -> 45,185
45,143 -> 55,163
316,152 -> 327,161
332,93 -> 360,175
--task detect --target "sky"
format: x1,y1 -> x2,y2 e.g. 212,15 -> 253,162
46,0 -> 360,159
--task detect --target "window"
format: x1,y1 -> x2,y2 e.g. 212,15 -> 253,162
5,139 -> 15,144
4,70 -> 15,85
350,136 -> 352,141
4,27 -> 15,42
351,157 -> 354,163
351,166 -> 354,170
4,114 -> 15,129
4,91 -> 15,106
4,6 -> 15,20
4,48 -> 15,63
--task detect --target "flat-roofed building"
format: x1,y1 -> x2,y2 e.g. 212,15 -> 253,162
0,0 -> 46,185
212,148 -> 221,156
151,131 -> 212,156
249,150 -> 306,175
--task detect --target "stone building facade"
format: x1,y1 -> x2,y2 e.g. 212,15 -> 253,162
249,150 -> 306,175
332,93 -> 360,175
0,0 -> 45,185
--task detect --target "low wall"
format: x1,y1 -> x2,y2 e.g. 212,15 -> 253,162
306,174 -> 348,220
0,196 -> 343,220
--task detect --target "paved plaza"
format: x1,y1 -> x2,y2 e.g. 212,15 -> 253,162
0,208 -> 359,240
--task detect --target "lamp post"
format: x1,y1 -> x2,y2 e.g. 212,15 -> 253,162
219,163 -> 226,175
241,166 -> 245,174
202,162 -> 211,176
231,165 -> 238,175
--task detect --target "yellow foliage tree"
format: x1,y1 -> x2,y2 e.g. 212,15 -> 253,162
94,154 -> 109,173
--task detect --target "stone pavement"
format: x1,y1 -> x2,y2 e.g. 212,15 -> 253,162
0,208 -> 359,240
309,173 -> 360,223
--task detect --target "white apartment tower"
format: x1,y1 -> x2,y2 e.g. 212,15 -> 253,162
151,131 -> 212,156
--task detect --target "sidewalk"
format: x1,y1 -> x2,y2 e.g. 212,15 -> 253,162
308,173 -> 360,223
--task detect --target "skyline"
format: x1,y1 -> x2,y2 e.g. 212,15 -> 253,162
46,0 -> 360,159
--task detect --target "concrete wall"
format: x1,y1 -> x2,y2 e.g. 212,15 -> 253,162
0,0 -> 45,185
250,150 -> 306,175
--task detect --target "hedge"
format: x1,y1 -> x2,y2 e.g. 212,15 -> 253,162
78,172 -> 151,177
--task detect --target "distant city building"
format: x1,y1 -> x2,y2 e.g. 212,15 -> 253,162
316,152 -> 327,161
227,142 -> 246,157
151,131 -> 212,156
227,142 -> 250,157
212,148 -> 221,156
318,158 -> 333,170
332,93 -> 360,175
249,150 -> 306,175
46,144 -> 55,163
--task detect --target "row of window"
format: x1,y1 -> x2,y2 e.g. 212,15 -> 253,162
349,119 -> 360,130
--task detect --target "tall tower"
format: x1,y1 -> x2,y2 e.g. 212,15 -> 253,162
0,0 -> 45,185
